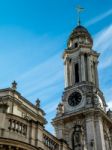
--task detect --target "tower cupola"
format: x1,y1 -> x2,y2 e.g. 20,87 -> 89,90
67,25 -> 93,49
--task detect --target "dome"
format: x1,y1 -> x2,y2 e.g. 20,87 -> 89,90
67,25 -> 93,49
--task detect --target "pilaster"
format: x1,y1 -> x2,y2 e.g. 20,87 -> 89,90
29,121 -> 37,146
94,114 -> 106,150
66,57 -> 71,87
53,121 -> 64,140
85,112 -> 97,150
94,61 -> 99,88
64,61 -> 68,87
37,123 -> 44,149
87,55 -> 92,82
81,54 -> 86,81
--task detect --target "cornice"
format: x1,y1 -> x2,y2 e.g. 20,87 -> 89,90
0,137 -> 38,150
53,107 -> 112,126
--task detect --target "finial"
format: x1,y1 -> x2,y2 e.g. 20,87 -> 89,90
35,98 -> 40,108
76,5 -> 85,26
11,80 -> 17,90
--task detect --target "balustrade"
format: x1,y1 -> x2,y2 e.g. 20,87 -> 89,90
43,134 -> 59,150
8,119 -> 27,136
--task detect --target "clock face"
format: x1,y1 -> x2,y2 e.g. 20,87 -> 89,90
68,92 -> 82,107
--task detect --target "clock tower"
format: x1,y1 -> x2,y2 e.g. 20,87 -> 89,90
52,18 -> 112,150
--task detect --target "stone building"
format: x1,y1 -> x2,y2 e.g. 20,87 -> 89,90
0,81 -> 69,150
53,25 -> 112,150
0,17 -> 112,150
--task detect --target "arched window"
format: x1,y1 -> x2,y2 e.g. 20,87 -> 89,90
75,63 -> 79,83
75,43 -> 78,48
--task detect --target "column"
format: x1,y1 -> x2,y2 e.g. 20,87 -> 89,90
95,114 -> 106,150
69,59 -> 72,86
87,55 -> 92,82
81,54 -> 86,81
65,57 -> 71,87
95,61 -> 99,88
64,61 -> 68,88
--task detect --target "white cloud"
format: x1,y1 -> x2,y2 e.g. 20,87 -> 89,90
43,101 -> 58,114
28,82 -> 63,104
18,52 -> 64,99
94,25 -> 112,52
93,25 -> 112,70
99,56 -> 112,69
22,69 -> 63,96
85,9 -> 112,27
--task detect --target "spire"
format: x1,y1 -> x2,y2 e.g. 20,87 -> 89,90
76,5 -> 84,26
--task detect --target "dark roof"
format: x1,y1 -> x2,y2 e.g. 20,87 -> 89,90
74,25 -> 89,32
68,25 -> 93,44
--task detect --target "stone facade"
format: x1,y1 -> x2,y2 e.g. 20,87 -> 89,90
0,84 -> 70,150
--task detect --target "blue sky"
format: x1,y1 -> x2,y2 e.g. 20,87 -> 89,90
0,0 -> 112,133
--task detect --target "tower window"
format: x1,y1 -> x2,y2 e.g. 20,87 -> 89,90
74,42 -> 78,48
75,63 -> 79,83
